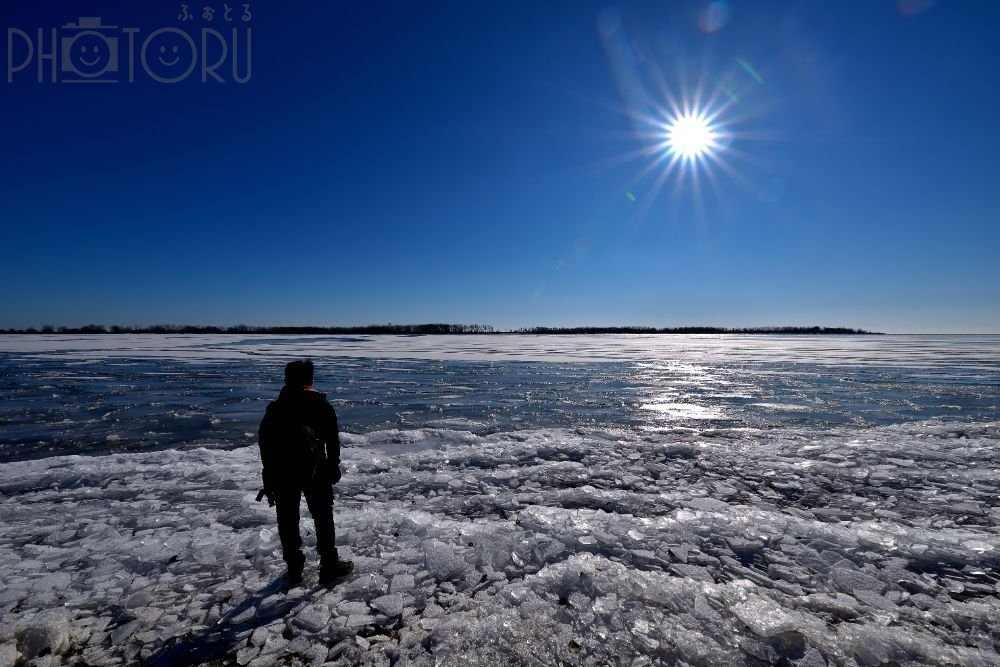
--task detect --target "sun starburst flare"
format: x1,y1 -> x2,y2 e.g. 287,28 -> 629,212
616,101 -> 738,216
664,112 -> 719,160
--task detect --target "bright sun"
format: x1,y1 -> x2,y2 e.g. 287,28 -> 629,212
665,112 -> 718,160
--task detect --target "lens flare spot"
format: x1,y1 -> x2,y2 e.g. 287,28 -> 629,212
898,0 -> 935,15
699,1 -> 731,33
736,57 -> 765,85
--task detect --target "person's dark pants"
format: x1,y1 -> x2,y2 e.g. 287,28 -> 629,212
275,477 -> 338,566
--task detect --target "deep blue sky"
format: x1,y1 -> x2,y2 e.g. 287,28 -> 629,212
2,1 -> 997,332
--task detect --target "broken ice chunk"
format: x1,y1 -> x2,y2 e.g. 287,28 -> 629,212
799,646 -> 828,667
685,497 -> 730,512
15,609 -> 70,659
109,619 -> 142,645
423,542 -> 469,581
292,604 -> 331,633
830,567 -> 888,596
799,593 -> 860,621
337,601 -> 369,616
669,563 -> 714,583
732,596 -> 801,637
0,644 -> 19,667
390,573 -> 415,593
371,593 -> 407,617
345,614 -> 376,628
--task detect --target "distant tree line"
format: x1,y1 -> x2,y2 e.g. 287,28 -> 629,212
1,324 -> 877,335
513,326 -> 876,335
1,323 -> 497,335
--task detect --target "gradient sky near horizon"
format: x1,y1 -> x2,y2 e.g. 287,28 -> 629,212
1,1 -> 998,333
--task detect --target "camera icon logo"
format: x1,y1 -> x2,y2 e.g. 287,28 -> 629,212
61,17 -> 120,82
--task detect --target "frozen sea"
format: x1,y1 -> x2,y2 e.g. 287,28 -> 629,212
0,334 -> 998,666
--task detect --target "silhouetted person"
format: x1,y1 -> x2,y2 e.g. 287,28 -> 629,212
258,360 -> 353,587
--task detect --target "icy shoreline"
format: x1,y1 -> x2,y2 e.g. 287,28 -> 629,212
1,421 -> 998,666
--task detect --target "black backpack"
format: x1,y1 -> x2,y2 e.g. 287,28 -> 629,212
260,403 -> 328,483
290,423 -> 327,480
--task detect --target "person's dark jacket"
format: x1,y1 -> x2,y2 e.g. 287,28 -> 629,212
258,386 -> 341,490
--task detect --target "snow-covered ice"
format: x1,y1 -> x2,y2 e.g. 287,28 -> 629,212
0,334 -> 998,665
0,420 -> 998,665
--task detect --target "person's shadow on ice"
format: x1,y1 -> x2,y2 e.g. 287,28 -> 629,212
142,575 -> 314,666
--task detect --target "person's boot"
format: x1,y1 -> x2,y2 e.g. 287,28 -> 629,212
285,551 -> 306,589
319,555 -> 354,586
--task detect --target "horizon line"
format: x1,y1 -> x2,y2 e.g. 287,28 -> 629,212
0,323 -> 887,335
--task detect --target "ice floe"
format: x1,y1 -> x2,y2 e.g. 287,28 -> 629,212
0,420 -> 998,665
